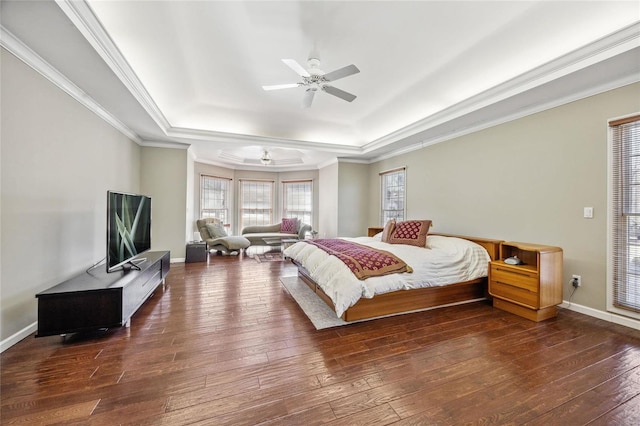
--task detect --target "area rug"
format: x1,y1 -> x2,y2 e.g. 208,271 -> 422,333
280,276 -> 488,330
253,252 -> 284,263
279,276 -> 348,329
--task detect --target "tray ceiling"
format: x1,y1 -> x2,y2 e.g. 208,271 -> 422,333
2,1 -> 639,170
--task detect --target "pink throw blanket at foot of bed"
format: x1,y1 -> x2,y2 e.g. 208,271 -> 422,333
305,239 -> 413,280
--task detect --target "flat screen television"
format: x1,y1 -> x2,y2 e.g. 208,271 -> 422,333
107,191 -> 151,272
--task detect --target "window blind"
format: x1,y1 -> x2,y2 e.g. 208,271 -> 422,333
239,180 -> 274,229
200,175 -> 231,223
380,167 -> 406,226
283,180 -> 313,226
611,115 -> 640,314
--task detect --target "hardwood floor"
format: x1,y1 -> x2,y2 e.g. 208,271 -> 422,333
2,253 -> 640,425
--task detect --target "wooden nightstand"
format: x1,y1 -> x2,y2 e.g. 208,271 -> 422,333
368,227 -> 384,237
489,241 -> 563,321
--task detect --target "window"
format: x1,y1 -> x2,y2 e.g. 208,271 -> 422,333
283,180 -> 313,225
200,175 -> 230,223
380,168 -> 406,225
240,180 -> 274,229
610,115 -> 640,318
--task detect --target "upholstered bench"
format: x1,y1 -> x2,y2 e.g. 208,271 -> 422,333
196,218 -> 250,255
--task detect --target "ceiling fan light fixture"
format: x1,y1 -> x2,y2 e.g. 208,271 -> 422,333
262,56 -> 360,108
260,150 -> 272,165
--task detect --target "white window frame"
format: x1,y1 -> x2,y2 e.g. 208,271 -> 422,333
239,179 -> 274,230
200,175 -> 231,225
380,167 -> 406,226
608,114 -> 640,321
282,180 -> 313,226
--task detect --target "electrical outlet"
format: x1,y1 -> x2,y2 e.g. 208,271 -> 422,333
572,274 -> 582,287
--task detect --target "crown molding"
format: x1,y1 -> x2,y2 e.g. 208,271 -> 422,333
361,21 -> 640,155
316,157 -> 339,170
55,0 -> 171,131
166,127 -> 362,155
336,157 -> 371,165
0,26 -> 141,144
368,75 -> 640,165
139,140 -> 191,150
370,142 -> 425,163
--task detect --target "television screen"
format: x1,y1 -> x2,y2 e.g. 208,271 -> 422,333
107,191 -> 151,272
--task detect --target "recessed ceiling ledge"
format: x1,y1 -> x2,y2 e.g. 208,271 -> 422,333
166,127 -> 363,155
361,21 -> 640,156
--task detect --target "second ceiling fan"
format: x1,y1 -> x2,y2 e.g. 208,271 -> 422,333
262,57 -> 360,108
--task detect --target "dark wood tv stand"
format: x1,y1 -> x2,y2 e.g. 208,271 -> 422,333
35,251 -> 170,337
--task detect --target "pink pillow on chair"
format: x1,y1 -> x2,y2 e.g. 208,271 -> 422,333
281,218 -> 298,234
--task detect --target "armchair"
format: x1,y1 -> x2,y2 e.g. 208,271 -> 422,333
196,218 -> 250,254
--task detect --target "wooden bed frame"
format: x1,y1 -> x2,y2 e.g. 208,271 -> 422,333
292,232 -> 503,322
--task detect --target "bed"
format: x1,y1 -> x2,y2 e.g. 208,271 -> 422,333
284,229 -> 502,322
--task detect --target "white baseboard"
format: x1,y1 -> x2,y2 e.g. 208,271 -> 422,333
560,300 -> 640,331
171,257 -> 185,263
1,322 -> 37,353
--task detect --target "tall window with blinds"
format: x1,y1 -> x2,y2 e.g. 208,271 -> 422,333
200,175 -> 230,223
283,180 -> 313,226
240,180 -> 274,229
380,168 -> 406,225
610,115 -> 640,317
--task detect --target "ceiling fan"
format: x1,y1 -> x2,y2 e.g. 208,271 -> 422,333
260,149 -> 272,165
262,57 -> 360,108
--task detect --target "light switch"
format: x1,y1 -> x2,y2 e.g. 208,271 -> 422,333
584,207 -> 594,218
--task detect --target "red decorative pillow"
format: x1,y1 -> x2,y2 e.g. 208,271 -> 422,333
389,220 -> 431,247
281,218 -> 298,234
381,219 -> 395,243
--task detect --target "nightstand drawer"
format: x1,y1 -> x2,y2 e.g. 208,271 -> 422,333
490,281 -> 538,308
490,265 -> 538,292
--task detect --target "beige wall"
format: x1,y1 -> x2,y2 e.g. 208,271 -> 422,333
140,146 -> 189,259
338,162 -> 370,237
319,162 -> 338,238
0,49 -> 141,342
368,83 -> 640,312
185,149 -> 195,243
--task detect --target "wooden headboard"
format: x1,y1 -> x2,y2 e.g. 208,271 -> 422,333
367,227 -> 384,237
431,233 -> 502,261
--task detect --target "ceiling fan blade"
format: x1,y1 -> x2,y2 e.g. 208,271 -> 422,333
262,83 -> 299,91
322,85 -> 357,102
282,59 -> 310,77
323,64 -> 360,82
302,89 -> 316,108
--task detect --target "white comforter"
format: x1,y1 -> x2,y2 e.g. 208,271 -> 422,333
283,235 -> 491,317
